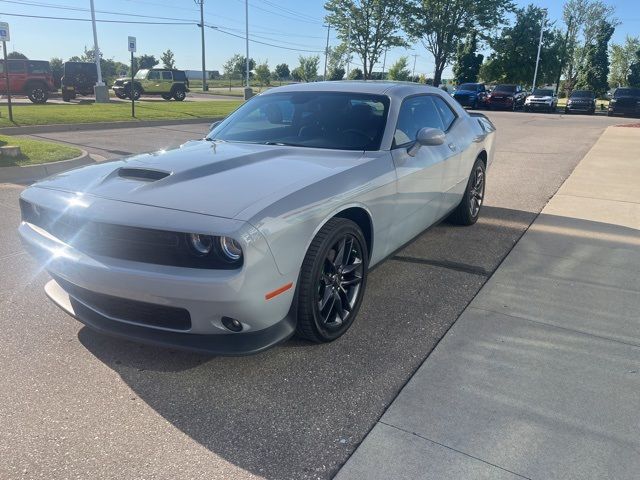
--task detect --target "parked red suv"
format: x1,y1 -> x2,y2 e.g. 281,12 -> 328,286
0,59 -> 56,104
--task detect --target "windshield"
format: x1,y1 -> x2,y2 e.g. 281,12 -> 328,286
458,83 -> 478,91
208,92 -> 390,151
134,69 -> 148,79
570,90 -> 594,98
615,88 -> 640,97
494,85 -> 516,93
533,89 -> 553,96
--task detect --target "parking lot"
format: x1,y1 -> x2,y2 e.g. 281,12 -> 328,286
0,111 -> 634,480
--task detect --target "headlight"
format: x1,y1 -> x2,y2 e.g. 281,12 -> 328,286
219,236 -> 242,261
610,99 -> 617,104
188,233 -> 214,256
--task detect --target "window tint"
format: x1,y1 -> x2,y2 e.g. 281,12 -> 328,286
0,60 -> 26,74
173,71 -> 186,81
433,96 -> 456,131
28,61 -> 50,74
161,71 -> 172,80
148,71 -> 160,80
394,96 -> 444,146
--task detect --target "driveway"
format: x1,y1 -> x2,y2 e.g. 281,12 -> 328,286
0,112 -> 635,480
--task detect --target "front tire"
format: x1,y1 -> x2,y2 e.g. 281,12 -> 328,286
295,218 -> 368,343
448,157 -> 486,226
27,83 -> 49,104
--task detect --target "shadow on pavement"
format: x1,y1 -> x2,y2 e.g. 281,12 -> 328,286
76,205 -> 540,480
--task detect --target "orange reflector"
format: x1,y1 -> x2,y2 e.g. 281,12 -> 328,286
265,282 -> 293,300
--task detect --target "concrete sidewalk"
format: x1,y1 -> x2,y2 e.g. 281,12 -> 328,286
336,125 -> 640,480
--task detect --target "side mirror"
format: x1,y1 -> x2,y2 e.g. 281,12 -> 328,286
407,127 -> 445,157
209,120 -> 222,133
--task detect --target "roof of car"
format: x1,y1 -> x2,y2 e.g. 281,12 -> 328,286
261,80 -> 445,99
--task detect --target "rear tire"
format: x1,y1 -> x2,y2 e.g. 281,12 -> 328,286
448,157 -> 486,226
295,218 -> 368,343
173,87 -> 186,101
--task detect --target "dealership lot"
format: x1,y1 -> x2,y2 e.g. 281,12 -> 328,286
0,112 -> 634,480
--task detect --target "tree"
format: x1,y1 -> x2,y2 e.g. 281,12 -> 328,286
326,44 -> 349,80
387,56 -> 411,81
222,54 -> 255,82
561,0 -> 618,94
161,49 -> 176,69
453,32 -> 483,84
297,55 -> 320,82
7,51 -> 27,59
402,0 -> 514,88
628,48 -> 640,87
274,63 -> 290,82
255,61 -> 271,87
480,5 -> 563,87
348,67 -> 363,80
325,0 -> 406,80
609,36 -> 640,87
575,20 -> 615,95
49,57 -> 64,88
137,54 -> 159,70
291,67 -> 303,82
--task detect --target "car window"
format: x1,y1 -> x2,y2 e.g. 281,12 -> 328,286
394,96 -> 444,146
27,61 -> 50,74
210,92 -> 390,151
433,96 -> 456,131
0,60 -> 26,74
148,71 -> 160,80
161,71 -> 172,80
173,71 -> 186,81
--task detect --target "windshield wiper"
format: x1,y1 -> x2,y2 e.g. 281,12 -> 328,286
262,141 -> 303,147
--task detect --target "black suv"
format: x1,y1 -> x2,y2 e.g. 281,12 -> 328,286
61,62 -> 98,102
608,88 -> 640,117
564,90 -> 596,115
486,84 -> 527,110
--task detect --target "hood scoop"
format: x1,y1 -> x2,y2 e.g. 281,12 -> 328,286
117,167 -> 171,182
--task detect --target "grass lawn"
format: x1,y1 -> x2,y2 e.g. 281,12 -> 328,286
0,100 -> 242,127
0,135 -> 82,167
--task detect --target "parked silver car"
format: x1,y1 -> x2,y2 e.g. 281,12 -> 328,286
19,81 -> 496,355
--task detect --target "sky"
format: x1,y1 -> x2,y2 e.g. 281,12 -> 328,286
0,0 -> 638,79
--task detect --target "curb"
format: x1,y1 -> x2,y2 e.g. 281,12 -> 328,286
0,150 -> 94,183
0,116 -> 224,136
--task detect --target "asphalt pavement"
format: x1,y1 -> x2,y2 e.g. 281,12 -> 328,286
0,111 -> 635,480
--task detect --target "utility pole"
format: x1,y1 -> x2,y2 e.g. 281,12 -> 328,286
323,24 -> 330,81
346,19 -> 351,78
411,53 -> 418,81
89,0 -> 108,102
194,0 -> 208,91
244,0 -> 251,98
381,49 -> 387,79
555,15 -> 573,96
532,9 -> 546,90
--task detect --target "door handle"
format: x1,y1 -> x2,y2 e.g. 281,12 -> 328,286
448,143 -> 458,151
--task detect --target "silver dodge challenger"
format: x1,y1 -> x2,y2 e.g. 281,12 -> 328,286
19,81 -> 496,355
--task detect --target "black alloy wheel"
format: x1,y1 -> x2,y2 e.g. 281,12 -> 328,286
448,157 -> 486,226
173,87 -> 186,101
28,85 -> 48,104
296,218 -> 368,343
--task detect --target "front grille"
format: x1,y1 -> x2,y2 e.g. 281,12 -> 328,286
20,199 -> 241,270
54,275 -> 191,331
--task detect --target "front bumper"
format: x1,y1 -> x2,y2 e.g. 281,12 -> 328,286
18,192 -> 298,355
525,102 -> 554,110
565,102 -> 594,112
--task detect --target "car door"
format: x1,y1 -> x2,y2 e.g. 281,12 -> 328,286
160,71 -> 173,93
390,95 -> 456,244
432,95 -> 465,215
144,70 -> 161,93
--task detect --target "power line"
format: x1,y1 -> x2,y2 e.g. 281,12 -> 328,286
207,25 -> 324,53
256,0 -> 321,23
0,12 -> 193,24
230,0 -> 319,25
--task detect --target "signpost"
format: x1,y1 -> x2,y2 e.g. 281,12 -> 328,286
0,22 -> 13,122
128,36 -> 136,118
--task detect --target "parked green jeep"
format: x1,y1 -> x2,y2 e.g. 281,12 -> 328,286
112,68 -> 189,101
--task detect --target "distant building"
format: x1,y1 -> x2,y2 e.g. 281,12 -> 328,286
184,70 -> 220,80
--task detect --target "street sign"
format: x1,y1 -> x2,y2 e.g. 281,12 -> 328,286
128,36 -> 136,53
0,22 -> 10,42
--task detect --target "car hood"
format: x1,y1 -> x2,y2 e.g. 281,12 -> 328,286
32,140 -> 367,221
